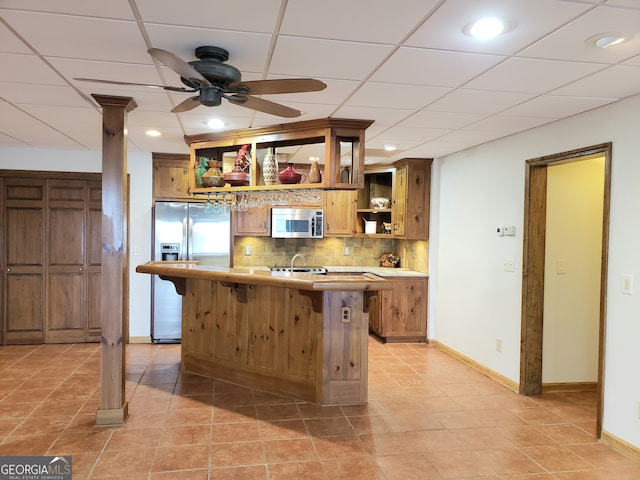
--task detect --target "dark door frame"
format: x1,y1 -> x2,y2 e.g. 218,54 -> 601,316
520,142 -> 611,437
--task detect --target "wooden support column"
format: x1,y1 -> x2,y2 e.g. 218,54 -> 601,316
93,94 -> 137,426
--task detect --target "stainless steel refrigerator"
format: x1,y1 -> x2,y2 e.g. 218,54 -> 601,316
152,201 -> 231,342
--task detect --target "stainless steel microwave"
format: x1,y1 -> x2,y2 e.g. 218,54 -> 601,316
271,208 -> 324,238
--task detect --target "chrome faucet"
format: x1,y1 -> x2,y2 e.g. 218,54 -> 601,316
291,253 -> 307,270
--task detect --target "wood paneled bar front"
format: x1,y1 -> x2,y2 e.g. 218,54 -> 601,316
135,262 -> 390,405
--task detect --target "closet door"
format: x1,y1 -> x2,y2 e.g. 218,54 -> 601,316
86,180 -> 102,341
47,179 -> 86,343
4,178 -> 46,344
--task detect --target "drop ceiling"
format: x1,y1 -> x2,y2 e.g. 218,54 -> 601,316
1,0 -> 639,163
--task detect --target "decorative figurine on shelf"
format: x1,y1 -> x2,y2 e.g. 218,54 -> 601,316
262,147 -> 279,185
308,159 -> 322,183
223,144 -> 251,186
195,157 -> 209,187
278,163 -> 305,184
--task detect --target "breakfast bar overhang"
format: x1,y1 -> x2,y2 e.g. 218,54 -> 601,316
136,262 -> 391,405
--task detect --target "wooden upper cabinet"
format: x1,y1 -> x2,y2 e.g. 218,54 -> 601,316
393,158 -> 432,240
324,190 -> 356,237
234,206 -> 270,237
184,118 -> 374,194
153,153 -> 191,200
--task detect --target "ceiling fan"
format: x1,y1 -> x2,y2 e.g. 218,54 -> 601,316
75,46 -> 326,117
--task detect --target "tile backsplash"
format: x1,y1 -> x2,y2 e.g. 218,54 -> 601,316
233,237 -> 428,273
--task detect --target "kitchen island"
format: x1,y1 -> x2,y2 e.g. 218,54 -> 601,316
136,262 -> 391,405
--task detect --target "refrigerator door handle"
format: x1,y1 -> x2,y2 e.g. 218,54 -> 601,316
181,217 -> 188,261
187,218 -> 194,260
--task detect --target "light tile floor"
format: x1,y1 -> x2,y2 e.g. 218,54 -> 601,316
0,338 -> 639,479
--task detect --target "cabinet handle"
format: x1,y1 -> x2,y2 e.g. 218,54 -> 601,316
79,268 -> 83,271
6,268 -> 10,272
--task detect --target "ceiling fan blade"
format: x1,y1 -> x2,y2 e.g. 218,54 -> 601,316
227,95 -> 302,118
227,78 -> 327,95
74,78 -> 195,92
171,96 -> 201,113
148,48 -> 211,88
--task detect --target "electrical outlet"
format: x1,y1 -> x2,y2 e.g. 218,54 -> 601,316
623,275 -> 633,295
496,338 -> 503,353
244,245 -> 252,256
637,400 -> 640,419
344,246 -> 350,256
340,306 -> 351,323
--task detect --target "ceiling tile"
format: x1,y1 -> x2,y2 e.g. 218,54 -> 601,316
0,53 -> 67,85
502,95 -> 617,118
370,47 -> 505,87
19,104 -> 103,149
399,111 -> 486,129
0,102 -> 85,148
1,10 -> 149,63
406,0 -> 593,55
270,37 -> 392,80
281,0 -> 440,44
0,83 -> 88,107
466,57 -> 606,94
426,89 -> 535,114
135,0 -> 282,33
0,0 -> 135,19
127,127 -> 189,154
468,114 -> 556,133
0,21 -> 32,54
520,5 -> 640,63
346,82 -> 451,109
551,64 -> 640,99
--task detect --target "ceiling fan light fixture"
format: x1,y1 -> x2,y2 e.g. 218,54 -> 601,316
206,118 -> 225,129
145,129 -> 162,137
587,33 -> 628,49
465,17 -> 506,39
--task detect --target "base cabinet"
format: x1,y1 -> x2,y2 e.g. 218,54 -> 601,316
369,277 -> 428,342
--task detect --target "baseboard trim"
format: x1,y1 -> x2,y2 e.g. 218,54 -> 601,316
128,336 -> 151,344
601,430 -> 640,462
430,340 -> 519,393
542,382 -> 597,393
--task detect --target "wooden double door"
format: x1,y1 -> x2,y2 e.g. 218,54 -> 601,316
1,174 -> 102,344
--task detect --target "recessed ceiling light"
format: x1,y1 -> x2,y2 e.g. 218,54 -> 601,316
145,129 -> 162,137
383,144 -> 397,152
206,118 -> 225,129
465,17 -> 506,39
586,33 -> 628,49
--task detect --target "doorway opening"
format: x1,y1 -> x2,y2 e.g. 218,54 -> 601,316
520,143 -> 611,438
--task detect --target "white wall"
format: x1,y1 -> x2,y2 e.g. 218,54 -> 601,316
431,93 -> 640,448
543,158 -> 604,384
0,147 -> 153,338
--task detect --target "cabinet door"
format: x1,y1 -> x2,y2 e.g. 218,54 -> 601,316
324,190 -> 356,236
4,178 -> 46,344
380,277 -> 428,340
153,154 -> 191,200
234,206 -> 270,236
393,166 -> 407,237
